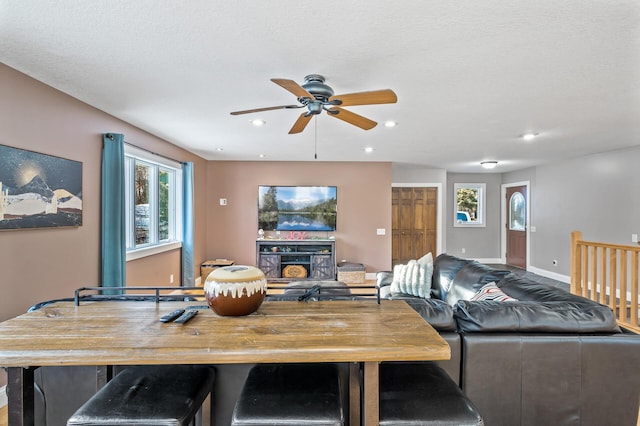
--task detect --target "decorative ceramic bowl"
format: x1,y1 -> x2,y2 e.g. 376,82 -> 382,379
204,265 -> 267,316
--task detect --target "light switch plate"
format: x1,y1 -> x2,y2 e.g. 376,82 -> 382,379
376,228 -> 386,235
219,198 -> 227,206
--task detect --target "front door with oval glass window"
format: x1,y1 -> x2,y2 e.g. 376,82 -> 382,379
506,185 -> 527,268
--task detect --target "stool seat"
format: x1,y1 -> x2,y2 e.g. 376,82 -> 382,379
67,365 -> 215,426
231,363 -> 344,426
380,362 -> 483,426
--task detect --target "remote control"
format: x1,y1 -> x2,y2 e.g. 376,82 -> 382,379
174,310 -> 198,324
159,309 -> 185,323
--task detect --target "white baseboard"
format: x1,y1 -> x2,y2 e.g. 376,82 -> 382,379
0,385 -> 7,408
527,266 -> 570,284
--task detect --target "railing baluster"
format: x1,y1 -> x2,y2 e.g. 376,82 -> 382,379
571,231 -> 640,333
609,249 -> 620,312
620,249 -> 628,323
581,246 -> 589,298
600,247 -> 607,305
590,246 -> 598,300
631,251 -> 639,328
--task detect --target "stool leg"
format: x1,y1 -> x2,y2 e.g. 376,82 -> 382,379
349,363 -> 361,426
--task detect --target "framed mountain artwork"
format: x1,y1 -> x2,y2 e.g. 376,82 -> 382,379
0,144 -> 82,230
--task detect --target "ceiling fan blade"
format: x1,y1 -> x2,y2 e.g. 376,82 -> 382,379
327,107 -> 377,130
230,105 -> 302,115
329,89 -> 397,107
271,78 -> 316,100
289,113 -> 313,134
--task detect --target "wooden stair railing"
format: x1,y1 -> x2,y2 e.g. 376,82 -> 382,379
571,231 -> 640,333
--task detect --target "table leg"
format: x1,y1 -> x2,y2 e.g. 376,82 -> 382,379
7,367 -> 35,426
362,361 -> 379,426
349,363 -> 361,426
95,365 -> 113,390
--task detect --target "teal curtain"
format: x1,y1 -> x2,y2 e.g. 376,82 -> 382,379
181,162 -> 195,286
101,133 -> 126,294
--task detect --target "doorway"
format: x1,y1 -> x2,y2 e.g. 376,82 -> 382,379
392,187 -> 438,266
503,183 -> 529,269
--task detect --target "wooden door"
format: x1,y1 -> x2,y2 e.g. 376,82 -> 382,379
506,185 -> 527,269
392,187 -> 437,266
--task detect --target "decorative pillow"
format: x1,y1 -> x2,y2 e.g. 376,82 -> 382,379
417,252 -> 433,266
390,260 -> 433,299
471,282 -> 518,302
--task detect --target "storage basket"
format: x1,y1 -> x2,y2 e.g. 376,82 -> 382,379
337,262 -> 366,284
282,264 -> 307,278
201,259 -> 235,282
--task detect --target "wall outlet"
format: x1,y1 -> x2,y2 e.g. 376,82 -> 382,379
461,248 -> 466,254
632,234 -> 638,243
169,274 -> 174,284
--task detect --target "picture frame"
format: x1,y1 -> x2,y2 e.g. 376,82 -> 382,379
0,144 -> 82,230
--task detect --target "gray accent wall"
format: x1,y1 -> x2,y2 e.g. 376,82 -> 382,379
395,145 -> 640,280
505,146 -> 640,276
446,173 -> 503,260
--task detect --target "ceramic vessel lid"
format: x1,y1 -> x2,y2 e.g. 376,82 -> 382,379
206,265 -> 265,282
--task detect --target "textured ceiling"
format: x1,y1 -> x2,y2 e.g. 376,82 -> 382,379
2,1 -> 639,172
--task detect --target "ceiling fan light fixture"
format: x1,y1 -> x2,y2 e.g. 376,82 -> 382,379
521,132 -> 538,141
384,121 -> 398,128
251,119 -> 266,126
481,161 -> 498,169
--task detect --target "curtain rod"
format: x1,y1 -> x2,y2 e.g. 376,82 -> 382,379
105,133 -> 185,165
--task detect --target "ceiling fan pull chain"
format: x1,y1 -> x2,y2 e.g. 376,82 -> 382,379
314,116 -> 318,160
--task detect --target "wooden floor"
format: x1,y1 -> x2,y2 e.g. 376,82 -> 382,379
0,404 -> 7,426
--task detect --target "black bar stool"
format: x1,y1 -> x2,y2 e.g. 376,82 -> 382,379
231,363 -> 344,426
67,365 -> 215,426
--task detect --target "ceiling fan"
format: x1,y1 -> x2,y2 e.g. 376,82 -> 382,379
230,74 -> 397,134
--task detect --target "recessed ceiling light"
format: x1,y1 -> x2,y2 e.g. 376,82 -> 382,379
480,161 -> 498,169
521,132 -> 539,141
258,154 -> 266,158
251,119 -> 266,126
384,121 -> 398,128
216,147 -> 224,152
364,147 -> 374,153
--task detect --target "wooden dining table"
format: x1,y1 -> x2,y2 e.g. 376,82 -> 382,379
0,298 -> 450,426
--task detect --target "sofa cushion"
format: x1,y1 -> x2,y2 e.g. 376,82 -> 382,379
470,282 -> 518,302
432,254 -> 472,300
453,300 -> 621,333
444,263 -> 511,306
497,274 -> 587,304
390,260 -> 432,299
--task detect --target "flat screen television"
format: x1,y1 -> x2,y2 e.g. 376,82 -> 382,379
258,185 -> 337,232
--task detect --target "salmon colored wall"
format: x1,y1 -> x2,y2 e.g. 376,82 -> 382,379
0,64 -> 209,323
205,161 -> 392,275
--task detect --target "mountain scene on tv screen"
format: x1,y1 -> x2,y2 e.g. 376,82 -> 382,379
258,186 -> 336,232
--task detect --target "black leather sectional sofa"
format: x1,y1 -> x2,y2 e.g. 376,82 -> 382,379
377,253 -> 640,426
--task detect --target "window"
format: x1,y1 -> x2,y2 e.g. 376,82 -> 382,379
454,183 -> 486,227
125,145 -> 183,260
509,192 -> 526,231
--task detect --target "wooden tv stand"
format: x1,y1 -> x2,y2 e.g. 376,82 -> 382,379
256,240 -> 336,281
